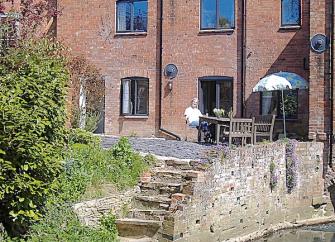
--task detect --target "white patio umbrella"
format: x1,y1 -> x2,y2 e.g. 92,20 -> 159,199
252,72 -> 309,138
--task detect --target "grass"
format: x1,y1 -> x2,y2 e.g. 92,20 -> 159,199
18,137 -> 151,242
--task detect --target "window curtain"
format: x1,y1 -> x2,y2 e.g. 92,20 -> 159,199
122,79 -> 131,114
262,91 -> 273,115
117,2 -> 128,31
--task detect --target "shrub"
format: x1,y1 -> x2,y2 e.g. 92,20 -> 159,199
68,128 -> 101,146
28,138 -> 149,241
0,39 -> 68,236
71,109 -> 102,132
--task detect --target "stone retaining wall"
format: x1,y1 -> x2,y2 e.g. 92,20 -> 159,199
169,142 -> 331,242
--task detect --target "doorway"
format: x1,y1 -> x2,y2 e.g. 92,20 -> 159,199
198,76 -> 233,116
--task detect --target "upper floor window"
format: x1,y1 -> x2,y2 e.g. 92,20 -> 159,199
281,0 -> 301,26
200,0 -> 235,30
116,0 -> 148,33
0,13 -> 19,51
121,77 -> 149,116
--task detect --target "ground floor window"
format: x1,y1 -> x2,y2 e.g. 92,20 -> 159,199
260,90 -> 298,119
121,77 -> 149,116
198,76 -> 233,116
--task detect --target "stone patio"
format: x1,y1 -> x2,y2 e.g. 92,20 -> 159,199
101,136 -> 214,160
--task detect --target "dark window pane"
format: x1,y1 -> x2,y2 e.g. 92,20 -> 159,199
261,90 -> 298,119
117,2 -> 132,31
219,81 -> 233,113
201,0 -> 217,29
135,80 -> 148,115
133,1 -> 148,31
201,81 -> 216,115
121,78 -> 149,115
281,0 -> 300,26
218,0 -> 235,28
278,90 -> 298,119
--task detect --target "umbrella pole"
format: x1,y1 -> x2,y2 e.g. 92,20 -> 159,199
281,89 -> 287,138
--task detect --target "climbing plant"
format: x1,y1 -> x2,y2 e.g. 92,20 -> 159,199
286,139 -> 299,193
269,160 -> 278,191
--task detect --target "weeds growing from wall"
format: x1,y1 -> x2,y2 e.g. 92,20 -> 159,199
285,139 -> 299,193
269,160 -> 279,191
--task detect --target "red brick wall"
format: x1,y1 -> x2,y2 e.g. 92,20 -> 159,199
244,0 -> 310,137
57,0 -> 159,136
160,0 -> 240,136
57,0 -> 331,140
308,0 -> 329,140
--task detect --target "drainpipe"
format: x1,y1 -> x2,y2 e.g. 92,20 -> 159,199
241,0 -> 246,117
157,0 -> 181,141
330,0 -> 334,167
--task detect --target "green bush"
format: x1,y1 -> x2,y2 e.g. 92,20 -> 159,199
68,128 -> 101,146
27,138 -> 149,241
0,39 -> 69,236
71,109 -> 102,133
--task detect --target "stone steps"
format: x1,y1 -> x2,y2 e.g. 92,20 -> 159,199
134,195 -> 172,210
116,218 -> 162,238
118,157 -> 208,241
128,209 -> 169,221
151,169 -> 205,183
140,181 -> 182,196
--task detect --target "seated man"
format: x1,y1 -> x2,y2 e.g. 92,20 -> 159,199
184,98 -> 202,127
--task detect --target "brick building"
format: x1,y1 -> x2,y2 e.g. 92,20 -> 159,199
56,0 -> 333,142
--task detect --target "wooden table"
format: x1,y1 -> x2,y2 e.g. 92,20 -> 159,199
198,116 -> 230,144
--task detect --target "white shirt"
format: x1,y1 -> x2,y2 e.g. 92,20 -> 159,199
184,107 -> 202,126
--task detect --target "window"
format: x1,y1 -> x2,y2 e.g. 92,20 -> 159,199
198,76 -> 233,116
0,13 -> 19,50
121,77 -> 149,116
260,90 -> 298,119
201,0 -> 235,30
116,0 -> 148,32
281,0 -> 301,26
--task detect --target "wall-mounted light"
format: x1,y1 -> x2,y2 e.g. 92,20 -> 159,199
164,64 -> 178,91
168,79 -> 173,90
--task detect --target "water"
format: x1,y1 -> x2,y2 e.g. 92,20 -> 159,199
256,224 -> 335,242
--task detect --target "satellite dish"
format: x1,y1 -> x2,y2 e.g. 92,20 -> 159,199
310,34 -> 329,54
164,64 -> 178,79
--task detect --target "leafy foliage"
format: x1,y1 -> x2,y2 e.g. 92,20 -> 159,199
68,128 -> 101,146
0,0 -> 59,40
0,39 -> 68,236
269,160 -> 278,191
67,56 -> 104,131
27,138 -> 149,241
286,139 -> 299,193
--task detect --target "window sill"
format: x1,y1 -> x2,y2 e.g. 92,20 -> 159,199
122,115 -> 149,119
198,29 -> 234,35
279,25 -> 301,30
114,32 -> 147,37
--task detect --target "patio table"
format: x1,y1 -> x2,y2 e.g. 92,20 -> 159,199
198,116 -> 230,144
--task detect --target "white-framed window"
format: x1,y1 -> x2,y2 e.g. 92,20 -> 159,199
116,0 -> 148,33
281,0 -> 301,26
200,0 -> 235,30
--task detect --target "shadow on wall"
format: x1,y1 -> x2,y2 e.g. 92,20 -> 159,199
245,27 -> 310,140
328,185 -> 335,213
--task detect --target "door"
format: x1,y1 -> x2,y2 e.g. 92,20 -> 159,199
199,77 -> 233,116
